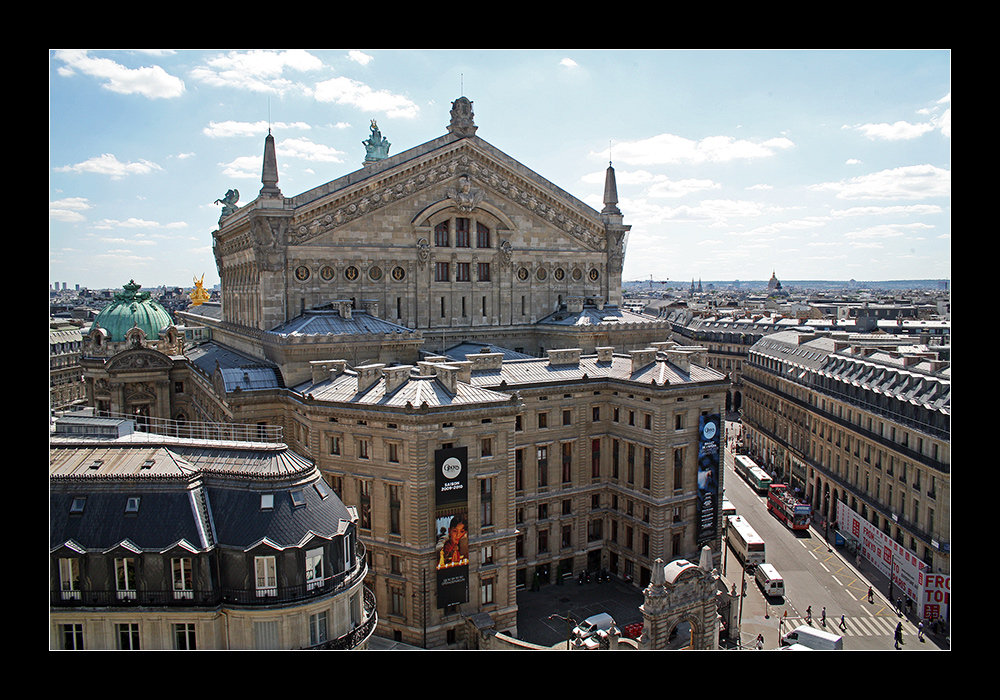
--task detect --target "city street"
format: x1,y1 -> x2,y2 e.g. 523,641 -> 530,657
721,420 -> 947,651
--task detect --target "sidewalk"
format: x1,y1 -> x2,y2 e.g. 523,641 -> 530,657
811,522 -> 949,650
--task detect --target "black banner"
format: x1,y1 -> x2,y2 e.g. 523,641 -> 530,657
697,414 -> 721,545
434,446 -> 469,608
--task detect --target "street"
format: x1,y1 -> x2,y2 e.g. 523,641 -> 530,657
721,420 -> 945,651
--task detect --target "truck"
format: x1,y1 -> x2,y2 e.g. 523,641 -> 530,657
767,483 -> 811,530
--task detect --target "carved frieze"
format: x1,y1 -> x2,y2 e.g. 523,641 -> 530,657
287,145 -> 606,252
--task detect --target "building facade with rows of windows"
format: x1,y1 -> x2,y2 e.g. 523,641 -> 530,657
71,97 -> 731,648
740,330 -> 950,584
208,343 -> 728,648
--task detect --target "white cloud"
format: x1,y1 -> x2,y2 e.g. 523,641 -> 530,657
313,76 -> 419,119
275,137 -> 346,163
54,50 -> 185,99
203,120 -> 312,138
812,165 -> 950,201
348,50 -> 374,66
54,153 -> 163,180
50,197 -> 92,222
560,58 -> 579,68
190,49 -> 322,95
600,132 -> 794,166
848,120 -> 935,140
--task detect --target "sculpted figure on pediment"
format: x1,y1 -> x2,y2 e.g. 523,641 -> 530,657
447,175 -> 485,212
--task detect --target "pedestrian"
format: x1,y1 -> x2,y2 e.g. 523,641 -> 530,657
867,585 -> 874,603
821,607 -> 826,626
894,622 -> 903,649
756,633 -> 764,650
839,614 -> 847,631
918,620 -> 925,642
805,605 -> 812,623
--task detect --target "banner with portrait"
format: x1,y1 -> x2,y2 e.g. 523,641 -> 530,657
434,446 -> 469,608
697,414 -> 721,545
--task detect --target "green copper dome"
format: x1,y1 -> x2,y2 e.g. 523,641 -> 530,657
91,280 -> 174,342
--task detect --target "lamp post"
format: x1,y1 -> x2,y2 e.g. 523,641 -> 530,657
548,614 -> 577,650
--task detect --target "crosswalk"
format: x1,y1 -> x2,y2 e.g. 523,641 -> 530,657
793,615 -> 920,638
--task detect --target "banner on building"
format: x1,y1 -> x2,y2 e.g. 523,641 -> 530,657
697,414 -> 721,545
836,500 -> 949,621
434,446 -> 469,608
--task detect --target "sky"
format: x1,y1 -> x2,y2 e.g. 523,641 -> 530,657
49,49 -> 951,292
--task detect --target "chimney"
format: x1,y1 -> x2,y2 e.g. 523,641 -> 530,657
452,360 -> 473,384
547,348 -> 582,366
465,352 -> 504,371
383,365 -> 412,395
310,359 -> 347,385
356,363 -> 385,394
434,364 -> 459,395
595,346 -> 614,363
338,300 -> 352,320
363,299 -> 379,317
630,348 -> 657,374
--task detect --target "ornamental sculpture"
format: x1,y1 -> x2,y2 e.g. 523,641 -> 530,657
214,189 -> 240,217
363,120 -> 391,164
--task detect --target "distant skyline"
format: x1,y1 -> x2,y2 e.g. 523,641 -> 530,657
49,49 -> 951,291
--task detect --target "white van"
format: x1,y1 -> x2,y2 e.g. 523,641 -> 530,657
780,625 -> 843,650
572,613 -> 617,649
755,563 -> 785,597
722,498 -> 736,520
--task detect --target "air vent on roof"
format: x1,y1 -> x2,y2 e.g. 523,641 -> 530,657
261,494 -> 274,510
125,497 -> 140,513
291,490 -> 306,508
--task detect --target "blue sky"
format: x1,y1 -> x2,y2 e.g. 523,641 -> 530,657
49,49 -> 950,292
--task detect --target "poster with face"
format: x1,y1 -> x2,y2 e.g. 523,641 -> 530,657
697,414 -> 721,545
435,446 -> 469,608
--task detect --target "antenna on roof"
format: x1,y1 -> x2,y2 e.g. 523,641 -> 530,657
461,73 -> 464,95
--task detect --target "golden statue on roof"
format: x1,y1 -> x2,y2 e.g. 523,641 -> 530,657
190,274 -> 211,306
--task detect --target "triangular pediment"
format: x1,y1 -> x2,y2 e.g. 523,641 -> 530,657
285,137 -> 608,252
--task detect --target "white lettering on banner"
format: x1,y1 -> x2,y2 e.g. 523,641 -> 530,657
440,480 -> 463,492
837,500 -> 947,621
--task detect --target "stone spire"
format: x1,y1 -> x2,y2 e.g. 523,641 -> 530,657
259,130 -> 281,199
602,162 -> 621,217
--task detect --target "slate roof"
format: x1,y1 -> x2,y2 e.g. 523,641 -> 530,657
267,310 -> 417,338
293,368 -> 514,408
751,331 -> 950,415
50,433 -> 351,554
536,305 -> 662,327
467,352 -> 726,390
185,342 -> 284,391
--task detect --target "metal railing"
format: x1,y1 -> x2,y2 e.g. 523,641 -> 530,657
54,408 -> 283,444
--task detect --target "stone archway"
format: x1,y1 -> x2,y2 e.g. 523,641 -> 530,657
640,548 -> 720,650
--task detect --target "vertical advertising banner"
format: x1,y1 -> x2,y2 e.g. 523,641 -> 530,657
697,414 -> 721,545
434,446 -> 469,608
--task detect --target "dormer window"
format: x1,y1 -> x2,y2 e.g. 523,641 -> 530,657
125,497 -> 140,513
261,494 -> 274,510
291,490 -> 306,508
70,497 -> 86,514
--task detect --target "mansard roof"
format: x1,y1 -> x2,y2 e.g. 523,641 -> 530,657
50,431 -> 352,553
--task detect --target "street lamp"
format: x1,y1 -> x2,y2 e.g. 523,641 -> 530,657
548,614 -> 577,650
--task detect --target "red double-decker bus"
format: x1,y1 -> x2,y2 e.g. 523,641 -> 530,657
767,483 -> 811,530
